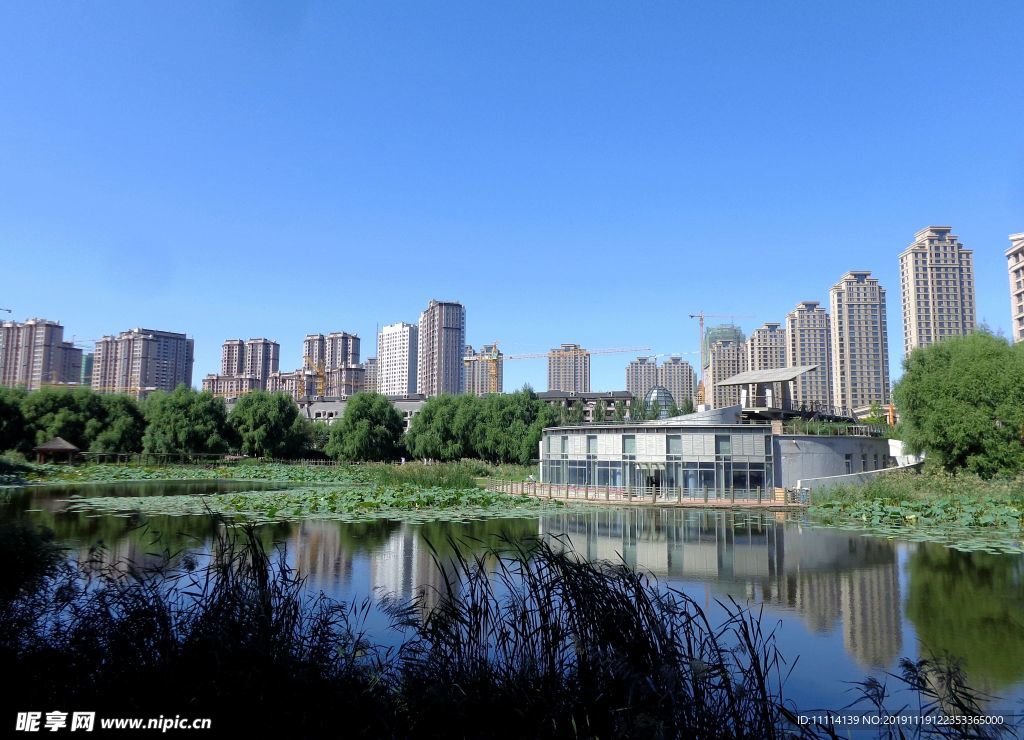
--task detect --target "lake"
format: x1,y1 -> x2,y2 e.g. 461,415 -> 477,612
3,480 -> 1023,716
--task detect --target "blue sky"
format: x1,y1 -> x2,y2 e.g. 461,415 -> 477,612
2,1 -> 1021,392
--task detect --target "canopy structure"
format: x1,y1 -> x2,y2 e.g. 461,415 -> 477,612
33,436 -> 80,464
716,365 -> 818,416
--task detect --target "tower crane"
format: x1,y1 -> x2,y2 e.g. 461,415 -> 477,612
303,355 -> 326,397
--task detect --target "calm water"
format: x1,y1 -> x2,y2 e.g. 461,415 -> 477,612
3,481 -> 1024,714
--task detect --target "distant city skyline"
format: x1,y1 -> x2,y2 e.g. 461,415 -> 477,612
1,4 -> 1020,392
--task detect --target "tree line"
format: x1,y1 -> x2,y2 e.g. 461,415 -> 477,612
1,383 -> 701,466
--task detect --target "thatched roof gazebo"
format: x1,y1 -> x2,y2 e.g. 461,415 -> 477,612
33,437 -> 80,464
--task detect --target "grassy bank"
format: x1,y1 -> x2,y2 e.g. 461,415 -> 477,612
810,471 -> 1024,554
0,456 -> 535,489
2,521 -> 1002,738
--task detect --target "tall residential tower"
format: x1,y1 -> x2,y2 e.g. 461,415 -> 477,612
417,300 -> 466,397
377,322 -> 418,396
829,272 -> 890,413
785,301 -> 832,410
899,226 -> 976,355
1007,233 -> 1024,343
547,344 -> 590,393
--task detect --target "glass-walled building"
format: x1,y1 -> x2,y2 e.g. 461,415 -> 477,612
540,422 -> 773,495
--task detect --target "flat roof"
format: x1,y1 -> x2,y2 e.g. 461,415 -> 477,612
717,365 -> 818,386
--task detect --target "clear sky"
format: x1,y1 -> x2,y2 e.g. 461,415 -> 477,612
2,1 -> 1021,392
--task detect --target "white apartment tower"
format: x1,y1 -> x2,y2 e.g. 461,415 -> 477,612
746,323 -> 786,371
325,332 -> 360,368
417,300 -> 466,397
625,357 -> 659,400
899,226 -> 976,355
364,358 -> 378,394
377,323 -> 418,396
829,272 -> 890,413
0,318 -> 82,390
92,328 -> 194,397
706,340 -> 746,409
1006,233 -> 1024,343
658,356 -> 696,407
547,344 -> 590,393
785,301 -> 832,410
464,344 -> 503,396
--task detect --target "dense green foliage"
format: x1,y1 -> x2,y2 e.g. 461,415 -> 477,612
325,393 -> 405,461
0,387 -> 28,453
810,471 -> 1024,553
894,331 -> 1024,477
141,385 -> 234,454
227,390 -> 309,458
405,389 -> 559,465
14,386 -> 146,453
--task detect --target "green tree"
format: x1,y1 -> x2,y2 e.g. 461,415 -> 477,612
0,386 -> 29,453
893,332 -> 1024,477
142,385 -> 233,454
648,401 -> 662,420
666,400 -> 681,418
567,400 -> 586,424
325,393 -> 404,461
613,400 -> 627,422
680,398 -> 695,415
631,397 -> 648,421
405,394 -> 484,461
309,420 -> 331,453
593,399 -> 608,424
477,389 -> 556,465
20,387 -> 144,453
228,391 -> 307,458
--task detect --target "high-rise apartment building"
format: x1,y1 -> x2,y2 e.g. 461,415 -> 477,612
244,338 -> 280,385
0,318 -> 82,390
625,357 -> 659,400
303,334 -> 327,368
547,344 -> 590,393
80,353 -> 94,388
1006,233 -> 1024,343
325,332 -> 360,368
417,300 -> 466,397
364,358 -> 378,394
658,356 -> 696,407
92,328 -> 194,396
785,301 -> 832,410
377,322 -> 418,396
829,272 -> 890,413
704,324 -> 745,358
746,323 -> 786,371
221,339 -> 246,376
899,226 -> 976,355
464,344 -> 503,396
706,340 -> 746,409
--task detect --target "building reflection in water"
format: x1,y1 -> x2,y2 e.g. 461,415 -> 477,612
540,509 -> 902,669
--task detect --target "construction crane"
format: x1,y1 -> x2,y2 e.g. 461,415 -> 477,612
688,312 -> 753,404
303,355 -> 326,397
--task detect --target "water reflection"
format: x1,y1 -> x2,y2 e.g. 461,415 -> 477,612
539,509 -> 902,669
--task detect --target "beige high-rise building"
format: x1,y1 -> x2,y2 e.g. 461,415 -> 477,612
548,343 -> 590,393
244,338 -> 280,385
829,271 -> 890,413
0,318 -> 82,390
202,374 -> 260,397
1006,233 -> 1024,343
266,369 -> 310,400
785,301 -> 832,410
658,356 -> 696,407
625,357 -> 659,400
706,340 -> 746,409
377,322 -> 418,396
92,328 -> 193,397
746,323 -> 786,371
325,332 -> 360,368
325,365 -> 366,397
417,300 -> 466,397
303,334 -> 326,367
899,226 -> 976,356
221,339 -> 245,376
464,344 -> 503,396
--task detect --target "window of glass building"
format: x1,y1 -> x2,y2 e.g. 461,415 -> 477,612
622,435 -> 636,454
715,434 -> 731,456
667,435 -> 682,455
587,436 -> 598,455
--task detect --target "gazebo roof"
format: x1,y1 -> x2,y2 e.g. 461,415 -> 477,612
716,365 -> 818,386
33,436 -> 80,452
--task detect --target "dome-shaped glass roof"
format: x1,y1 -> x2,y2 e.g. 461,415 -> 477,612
643,386 -> 675,418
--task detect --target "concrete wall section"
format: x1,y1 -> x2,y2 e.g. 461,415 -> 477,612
774,435 -> 891,490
